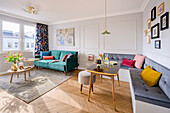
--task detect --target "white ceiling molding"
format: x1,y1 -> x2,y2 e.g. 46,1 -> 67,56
0,0 -> 149,25
49,9 -> 142,25
140,0 -> 150,11
0,10 -> 48,24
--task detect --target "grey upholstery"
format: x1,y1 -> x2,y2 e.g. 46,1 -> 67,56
130,68 -> 170,108
104,53 -> 170,108
104,53 -> 135,62
78,71 -> 96,85
103,53 -> 135,69
144,57 -> 170,99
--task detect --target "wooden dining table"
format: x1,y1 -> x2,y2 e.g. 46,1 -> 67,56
86,63 -> 120,110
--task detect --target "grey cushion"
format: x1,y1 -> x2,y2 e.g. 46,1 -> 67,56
130,68 -> 170,108
120,64 -> 133,70
144,57 -> 170,99
78,71 -> 96,85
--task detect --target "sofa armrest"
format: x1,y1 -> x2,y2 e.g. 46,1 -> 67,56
65,57 -> 79,72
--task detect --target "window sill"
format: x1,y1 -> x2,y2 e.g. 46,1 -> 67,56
0,50 -> 34,55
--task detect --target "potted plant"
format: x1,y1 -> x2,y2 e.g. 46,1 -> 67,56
4,51 -> 25,71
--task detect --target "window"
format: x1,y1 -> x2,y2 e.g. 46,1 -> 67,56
2,21 -> 20,51
24,25 -> 35,50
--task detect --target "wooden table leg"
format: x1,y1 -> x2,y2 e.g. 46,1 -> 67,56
91,84 -> 94,94
24,71 -> 26,81
101,75 -> 102,82
88,73 -> 93,102
80,84 -> 83,94
27,61 -> 31,66
28,70 -> 30,77
111,76 -> 116,110
17,72 -> 19,78
117,74 -> 120,86
10,73 -> 13,83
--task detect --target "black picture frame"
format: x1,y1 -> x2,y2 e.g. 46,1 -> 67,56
151,23 -> 159,39
155,40 -> 161,49
160,12 -> 169,30
151,6 -> 156,21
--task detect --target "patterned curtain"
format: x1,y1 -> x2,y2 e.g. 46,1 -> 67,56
35,23 -> 49,55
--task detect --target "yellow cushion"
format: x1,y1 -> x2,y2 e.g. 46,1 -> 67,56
140,65 -> 161,87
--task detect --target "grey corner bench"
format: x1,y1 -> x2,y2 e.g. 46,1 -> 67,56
104,53 -> 170,113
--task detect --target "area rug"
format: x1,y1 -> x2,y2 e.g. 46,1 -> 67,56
0,68 -> 75,103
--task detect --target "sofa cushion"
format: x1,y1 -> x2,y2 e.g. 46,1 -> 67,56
140,65 -> 162,87
144,57 -> 170,99
35,60 -> 52,67
40,51 -> 51,60
130,68 -> 170,108
50,50 -> 61,60
120,64 -> 133,70
49,62 -> 66,71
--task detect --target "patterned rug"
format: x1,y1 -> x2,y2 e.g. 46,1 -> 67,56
0,68 -> 75,103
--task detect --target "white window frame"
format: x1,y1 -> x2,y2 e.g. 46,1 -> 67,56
2,20 -> 21,52
0,16 -> 36,54
23,24 -> 36,51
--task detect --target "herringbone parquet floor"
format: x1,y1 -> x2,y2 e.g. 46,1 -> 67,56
0,70 -> 132,113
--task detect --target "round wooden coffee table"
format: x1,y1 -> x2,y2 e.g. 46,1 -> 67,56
8,66 -> 34,83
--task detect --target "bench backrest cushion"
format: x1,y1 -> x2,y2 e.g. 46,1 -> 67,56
103,53 -> 135,62
144,57 -> 170,99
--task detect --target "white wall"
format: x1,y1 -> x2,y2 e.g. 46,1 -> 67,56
0,14 -> 35,72
143,0 -> 170,69
49,12 -> 143,68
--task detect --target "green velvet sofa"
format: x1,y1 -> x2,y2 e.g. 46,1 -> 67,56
34,50 -> 79,75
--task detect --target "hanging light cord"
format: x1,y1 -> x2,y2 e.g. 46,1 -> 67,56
105,0 -> 107,31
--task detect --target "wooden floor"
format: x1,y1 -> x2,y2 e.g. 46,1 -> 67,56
0,70 -> 133,113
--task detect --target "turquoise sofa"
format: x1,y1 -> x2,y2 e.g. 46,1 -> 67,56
34,50 -> 79,75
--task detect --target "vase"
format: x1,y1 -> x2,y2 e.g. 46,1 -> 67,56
11,62 -> 18,71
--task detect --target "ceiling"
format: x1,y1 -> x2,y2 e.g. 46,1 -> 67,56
0,0 -> 149,24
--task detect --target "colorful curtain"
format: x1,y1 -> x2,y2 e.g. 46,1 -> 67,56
35,23 -> 49,55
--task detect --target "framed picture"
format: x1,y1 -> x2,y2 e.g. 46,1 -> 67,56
151,6 -> 156,21
56,28 -> 75,46
155,40 -> 161,49
147,35 -> 151,44
151,23 -> 159,39
88,54 -> 94,61
158,2 -> 165,16
144,30 -> 147,36
147,18 -> 151,32
160,12 -> 169,30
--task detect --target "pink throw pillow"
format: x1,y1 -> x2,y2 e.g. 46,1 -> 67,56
134,54 -> 146,69
121,58 -> 136,68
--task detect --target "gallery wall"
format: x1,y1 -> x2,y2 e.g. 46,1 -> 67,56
143,0 -> 170,69
49,12 -> 143,68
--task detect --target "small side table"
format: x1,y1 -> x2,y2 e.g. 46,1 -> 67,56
8,66 -> 34,83
24,58 -> 40,66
